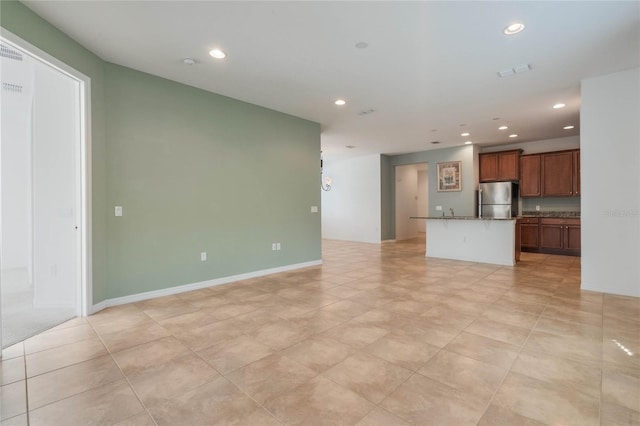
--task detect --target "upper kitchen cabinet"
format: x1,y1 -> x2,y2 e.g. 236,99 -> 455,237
572,150 -> 580,196
518,149 -> 580,198
520,154 -> 541,197
479,150 -> 522,182
541,150 -> 580,197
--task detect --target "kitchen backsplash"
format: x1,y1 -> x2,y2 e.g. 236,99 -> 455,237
522,211 -> 581,217
521,196 -> 580,213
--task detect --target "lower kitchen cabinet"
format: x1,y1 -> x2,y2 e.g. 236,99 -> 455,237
539,218 -> 581,256
520,217 -> 580,256
520,217 -> 539,249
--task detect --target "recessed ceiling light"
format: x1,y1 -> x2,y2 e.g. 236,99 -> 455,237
492,117 -> 500,121
209,48 -> 226,59
431,141 -> 441,144
346,145 -> 356,149
504,23 -> 525,35
431,129 -> 438,132
509,134 -> 518,138
563,125 -> 575,130
461,132 -> 470,137
355,42 -> 369,49
358,108 -> 375,116
183,58 -> 196,65
498,125 -> 508,130
465,141 -> 473,145
334,99 -> 346,106
553,103 -> 566,109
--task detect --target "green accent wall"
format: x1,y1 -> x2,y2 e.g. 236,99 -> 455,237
382,145 -> 477,240
380,155 -> 392,240
2,1 -> 321,303
105,64 -> 320,298
522,197 -> 580,213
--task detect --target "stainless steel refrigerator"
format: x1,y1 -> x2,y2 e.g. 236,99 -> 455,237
478,182 -> 519,219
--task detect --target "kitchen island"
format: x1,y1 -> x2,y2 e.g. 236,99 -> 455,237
412,217 -> 520,266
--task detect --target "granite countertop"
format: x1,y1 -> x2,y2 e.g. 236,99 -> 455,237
521,211 -> 581,218
410,216 -> 516,221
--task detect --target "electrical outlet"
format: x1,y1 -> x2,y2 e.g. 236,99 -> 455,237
536,205 -> 541,211
310,206 -> 318,213
436,205 -> 442,211
115,206 -> 123,216
276,243 -> 281,251
272,243 -> 277,251
200,252 -> 207,261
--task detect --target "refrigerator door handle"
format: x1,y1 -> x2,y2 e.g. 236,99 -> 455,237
478,188 -> 482,218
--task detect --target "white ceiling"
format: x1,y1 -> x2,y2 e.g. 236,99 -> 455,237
22,1 -> 640,160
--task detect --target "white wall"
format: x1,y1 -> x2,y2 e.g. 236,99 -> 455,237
321,154 -> 381,243
395,164 -> 419,240
426,219 -> 517,266
581,67 -> 640,297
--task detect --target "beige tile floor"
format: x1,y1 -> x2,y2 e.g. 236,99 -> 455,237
2,238 -> 639,425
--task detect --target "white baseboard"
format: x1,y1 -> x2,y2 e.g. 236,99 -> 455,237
90,300 -> 108,315
89,260 -> 322,315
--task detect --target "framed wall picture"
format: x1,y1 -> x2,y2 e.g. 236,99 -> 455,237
437,161 -> 462,192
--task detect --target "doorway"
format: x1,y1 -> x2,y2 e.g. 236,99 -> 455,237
1,31 -> 90,348
394,163 -> 428,241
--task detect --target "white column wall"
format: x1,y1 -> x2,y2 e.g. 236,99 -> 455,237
321,154 -> 381,243
581,67 -> 640,297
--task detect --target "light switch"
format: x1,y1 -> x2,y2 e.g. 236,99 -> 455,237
311,206 -> 318,213
115,206 -> 123,216
436,206 -> 442,211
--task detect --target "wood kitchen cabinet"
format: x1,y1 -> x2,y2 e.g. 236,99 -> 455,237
520,155 -> 541,197
520,217 -> 540,249
479,150 -> 522,182
539,218 -> 581,255
523,149 -> 580,197
479,153 -> 498,182
541,150 -> 579,197
572,150 -> 580,196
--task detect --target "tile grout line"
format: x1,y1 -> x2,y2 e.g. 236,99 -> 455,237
87,317 -> 159,426
474,307 -> 546,425
14,244 -> 626,426
145,300 -> 288,425
598,293 -> 605,426
24,342 -> 31,426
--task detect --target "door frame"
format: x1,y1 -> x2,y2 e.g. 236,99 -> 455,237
1,28 -> 92,320
393,162 -> 428,241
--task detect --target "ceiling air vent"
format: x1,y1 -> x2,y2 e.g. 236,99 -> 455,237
0,44 -> 23,61
2,82 -> 23,93
497,63 -> 531,78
